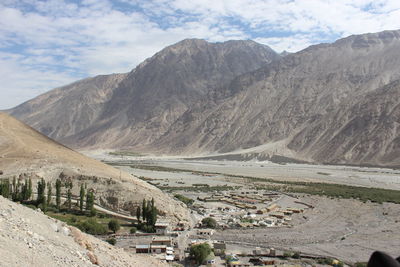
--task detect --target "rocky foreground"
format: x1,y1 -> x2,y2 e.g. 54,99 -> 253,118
0,196 -> 167,267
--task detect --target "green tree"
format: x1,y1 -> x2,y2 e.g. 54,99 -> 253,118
142,199 -> 146,222
21,178 -> 31,201
47,182 -> 52,206
136,206 -> 141,222
108,219 -> 120,233
55,179 -> 61,210
201,217 -> 217,228
190,243 -> 211,264
66,183 -> 72,210
36,178 -> 46,207
86,190 -> 95,215
79,184 -> 85,212
27,178 -> 32,200
1,179 -> 10,198
106,238 -> 116,245
147,198 -> 157,226
12,176 -> 16,200
146,199 -> 152,223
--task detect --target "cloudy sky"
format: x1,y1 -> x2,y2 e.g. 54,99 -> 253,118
1,0 -> 400,109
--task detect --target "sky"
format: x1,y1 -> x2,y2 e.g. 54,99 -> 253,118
0,0 -> 400,109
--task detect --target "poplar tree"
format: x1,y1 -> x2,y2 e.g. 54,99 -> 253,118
55,179 -> 61,210
36,178 -> 46,206
66,182 -> 72,210
47,182 -> 52,206
27,178 -> 32,200
142,199 -> 146,222
136,206 -> 141,222
79,184 -> 85,212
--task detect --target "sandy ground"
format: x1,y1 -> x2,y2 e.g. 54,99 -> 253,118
213,195 -> 400,263
83,150 -> 400,190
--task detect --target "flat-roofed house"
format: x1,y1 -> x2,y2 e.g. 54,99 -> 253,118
154,221 -> 169,235
152,236 -> 172,246
135,244 -> 150,253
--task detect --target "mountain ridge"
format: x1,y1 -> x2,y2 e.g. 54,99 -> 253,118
7,30 -> 400,166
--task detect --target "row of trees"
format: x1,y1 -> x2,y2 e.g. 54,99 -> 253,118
0,177 -> 32,202
133,198 -> 158,232
1,177 -> 95,214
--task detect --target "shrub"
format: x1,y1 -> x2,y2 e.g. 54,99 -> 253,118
292,252 -> 300,259
130,227 -> 137,234
106,238 -> 116,245
174,194 -> 194,205
108,219 -> 120,233
201,217 -> 217,229
141,224 -> 154,233
76,218 -> 108,235
283,251 -> 292,258
190,243 -> 211,264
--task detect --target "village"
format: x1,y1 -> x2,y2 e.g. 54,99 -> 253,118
108,188 -> 330,267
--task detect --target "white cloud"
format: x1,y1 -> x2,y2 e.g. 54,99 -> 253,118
0,0 -> 400,109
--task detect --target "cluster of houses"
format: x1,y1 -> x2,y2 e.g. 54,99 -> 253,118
135,236 -> 178,262
134,221 -> 182,262
198,191 -> 279,210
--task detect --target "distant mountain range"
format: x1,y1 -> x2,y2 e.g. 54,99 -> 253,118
7,30 -> 400,167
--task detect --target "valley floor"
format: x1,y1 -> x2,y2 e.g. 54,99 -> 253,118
88,150 -> 400,264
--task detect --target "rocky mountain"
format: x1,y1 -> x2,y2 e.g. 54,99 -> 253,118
7,30 -> 400,166
0,112 -> 188,222
0,196 -> 168,267
9,73 -> 127,140
9,39 -> 278,149
156,30 -> 400,166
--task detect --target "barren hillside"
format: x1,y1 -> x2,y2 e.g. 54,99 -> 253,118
0,112 -> 188,222
0,195 -> 168,267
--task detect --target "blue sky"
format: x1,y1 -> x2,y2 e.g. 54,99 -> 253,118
1,0 -> 400,109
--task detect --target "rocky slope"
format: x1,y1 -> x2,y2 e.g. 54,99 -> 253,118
155,30 -> 400,166
0,112 -> 188,223
9,74 -> 127,141
0,196 -> 168,267
9,39 -> 278,149
8,30 -> 400,166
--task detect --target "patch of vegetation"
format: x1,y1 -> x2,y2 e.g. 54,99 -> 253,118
106,237 -> 116,245
285,182 -> 400,204
133,198 -> 158,233
240,175 -> 400,204
130,227 -> 137,234
76,218 -> 108,235
159,185 -> 240,192
109,151 -> 144,157
190,243 -> 212,264
269,155 -> 309,164
174,194 -> 194,205
103,162 -> 400,204
201,217 -> 217,228
129,164 -> 195,173
108,219 -> 120,233
240,218 -> 254,223
317,172 -> 331,176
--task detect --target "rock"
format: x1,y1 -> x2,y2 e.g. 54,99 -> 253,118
87,251 -> 99,265
61,226 -> 70,236
50,223 -> 59,232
